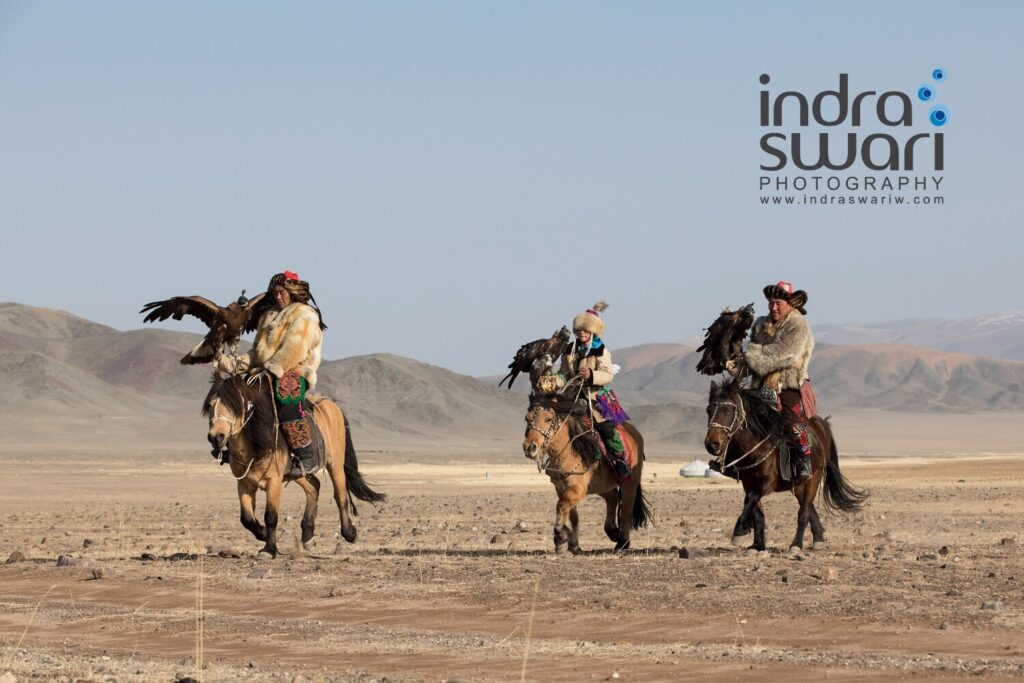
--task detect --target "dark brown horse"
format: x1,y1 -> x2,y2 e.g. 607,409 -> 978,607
704,379 -> 867,553
523,395 -> 651,554
203,373 -> 384,558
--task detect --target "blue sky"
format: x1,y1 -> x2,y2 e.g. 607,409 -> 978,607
1,2 -> 1021,374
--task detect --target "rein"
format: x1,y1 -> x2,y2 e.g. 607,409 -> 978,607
209,374 -> 281,482
526,409 -> 597,478
707,395 -> 779,472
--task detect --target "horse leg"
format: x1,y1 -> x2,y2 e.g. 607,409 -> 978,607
600,491 -> 620,543
615,481 -> 637,551
731,489 -> 759,546
568,507 -> 581,555
790,467 -> 824,553
808,503 -> 826,550
237,480 -> 265,543
750,495 -> 768,551
295,475 -> 321,552
325,454 -> 357,543
259,477 -> 282,559
552,485 -> 585,555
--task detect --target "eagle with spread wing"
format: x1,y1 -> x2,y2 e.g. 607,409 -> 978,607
695,303 -> 755,376
140,290 -> 270,364
499,326 -> 572,390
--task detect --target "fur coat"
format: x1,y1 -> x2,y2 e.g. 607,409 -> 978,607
559,342 -> 615,423
744,310 -> 814,391
217,302 -> 323,389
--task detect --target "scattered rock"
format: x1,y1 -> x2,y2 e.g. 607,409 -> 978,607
248,567 -> 272,579
167,552 -> 197,562
514,521 -> 529,532
82,538 -> 95,548
5,550 -> 26,564
1000,537 -> 1016,546
981,600 -> 1004,611
490,533 -> 510,545
56,555 -> 82,567
467,535 -> 490,546
218,548 -> 241,559
939,545 -> 949,555
90,566 -> 115,580
939,622 -> 951,630
678,547 -> 708,559
140,552 -> 158,561
917,553 -> 938,561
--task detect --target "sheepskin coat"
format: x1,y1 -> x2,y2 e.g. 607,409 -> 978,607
744,310 -> 814,391
559,342 -> 615,423
217,302 -> 323,389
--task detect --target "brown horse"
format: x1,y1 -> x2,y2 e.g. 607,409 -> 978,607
523,396 -> 651,554
203,372 -> 385,558
704,379 -> 867,553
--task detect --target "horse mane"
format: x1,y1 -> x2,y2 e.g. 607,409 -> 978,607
738,387 -> 789,443
203,373 -> 280,457
529,394 -> 604,466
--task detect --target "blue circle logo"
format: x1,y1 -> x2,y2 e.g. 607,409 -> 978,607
917,85 -> 934,101
929,105 -> 949,126
932,68 -> 946,82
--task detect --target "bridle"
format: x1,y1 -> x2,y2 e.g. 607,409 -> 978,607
707,394 -> 777,471
209,394 -> 255,439
525,407 -> 594,478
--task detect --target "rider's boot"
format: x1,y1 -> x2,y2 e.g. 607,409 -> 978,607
791,422 -> 813,481
281,416 -> 316,475
597,421 -> 631,479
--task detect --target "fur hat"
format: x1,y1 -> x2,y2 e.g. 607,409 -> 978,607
573,300 -> 608,335
268,271 -> 328,330
763,281 -> 808,314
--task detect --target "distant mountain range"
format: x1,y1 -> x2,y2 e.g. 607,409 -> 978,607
2,302 -> 1023,450
801,312 -> 1024,362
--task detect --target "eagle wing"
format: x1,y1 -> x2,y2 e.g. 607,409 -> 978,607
242,292 -> 272,334
140,296 -> 222,328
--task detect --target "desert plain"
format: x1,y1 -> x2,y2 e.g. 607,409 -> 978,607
1,436 -> 1023,682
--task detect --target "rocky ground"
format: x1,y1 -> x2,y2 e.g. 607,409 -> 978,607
0,450 -> 1022,681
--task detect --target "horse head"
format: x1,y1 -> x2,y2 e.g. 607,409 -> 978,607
523,399 -> 559,461
704,378 -> 745,458
202,372 -> 278,458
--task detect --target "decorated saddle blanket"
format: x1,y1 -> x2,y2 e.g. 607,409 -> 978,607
585,418 -> 638,470
593,387 -> 630,425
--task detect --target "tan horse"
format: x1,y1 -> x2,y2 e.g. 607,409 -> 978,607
523,396 -> 651,554
203,373 -> 384,559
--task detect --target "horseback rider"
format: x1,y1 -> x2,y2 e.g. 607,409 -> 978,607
558,301 -> 632,479
727,281 -> 815,481
216,271 -> 326,470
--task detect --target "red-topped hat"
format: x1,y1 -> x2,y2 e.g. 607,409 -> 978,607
763,280 -> 808,313
283,270 -> 300,281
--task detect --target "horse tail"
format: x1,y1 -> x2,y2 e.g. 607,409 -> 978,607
342,415 -> 386,516
631,480 -> 652,530
622,422 -> 651,529
821,430 -> 868,514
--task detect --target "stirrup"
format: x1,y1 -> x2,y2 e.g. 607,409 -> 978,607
613,458 -> 630,478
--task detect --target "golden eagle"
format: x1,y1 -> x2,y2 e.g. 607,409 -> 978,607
499,326 -> 572,390
695,303 -> 755,375
140,290 -> 269,364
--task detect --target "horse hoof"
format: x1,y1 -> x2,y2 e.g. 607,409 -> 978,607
554,544 -> 567,556
789,545 -> 803,556
341,527 -> 357,543
744,548 -> 760,557
568,544 -> 582,556
614,539 -> 631,552
256,550 -> 275,561
812,541 -> 826,551
731,536 -> 746,547
302,539 -> 316,552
